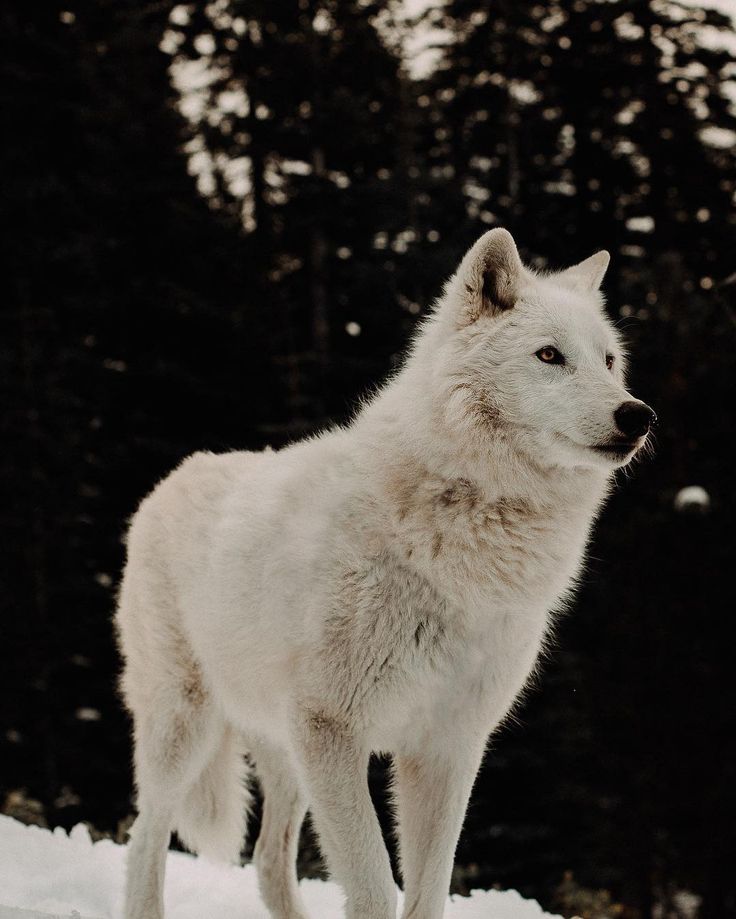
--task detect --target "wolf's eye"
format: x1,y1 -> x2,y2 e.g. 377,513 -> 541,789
606,354 -> 615,371
536,346 -> 564,365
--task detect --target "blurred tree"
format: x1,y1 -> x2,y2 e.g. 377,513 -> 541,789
167,0 -> 415,425
422,0 -> 566,251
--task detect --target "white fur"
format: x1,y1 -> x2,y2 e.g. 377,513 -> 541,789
116,229 -> 651,919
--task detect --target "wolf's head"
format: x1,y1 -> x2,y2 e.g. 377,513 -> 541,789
420,229 -> 655,472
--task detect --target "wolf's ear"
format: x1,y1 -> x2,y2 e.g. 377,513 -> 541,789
455,228 -> 523,325
562,250 -> 610,292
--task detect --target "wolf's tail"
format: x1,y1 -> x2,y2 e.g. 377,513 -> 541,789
172,725 -> 251,862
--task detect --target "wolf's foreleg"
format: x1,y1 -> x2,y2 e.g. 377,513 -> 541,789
393,737 -> 486,919
294,711 -> 397,919
252,738 -> 310,919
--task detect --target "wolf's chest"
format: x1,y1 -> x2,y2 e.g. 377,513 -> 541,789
367,585 -> 553,750
328,526 -> 572,741
391,480 -> 592,614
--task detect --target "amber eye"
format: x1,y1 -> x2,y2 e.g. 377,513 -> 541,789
536,346 -> 564,364
606,354 -> 615,371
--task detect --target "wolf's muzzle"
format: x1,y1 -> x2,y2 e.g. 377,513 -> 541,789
614,401 -> 657,439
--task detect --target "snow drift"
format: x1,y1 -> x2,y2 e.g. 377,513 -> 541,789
0,814 -> 560,919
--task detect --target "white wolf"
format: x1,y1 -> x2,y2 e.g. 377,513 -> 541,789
116,229 -> 655,919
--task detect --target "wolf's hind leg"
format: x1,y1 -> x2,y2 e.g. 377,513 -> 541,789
122,654 -> 238,919
125,702 -> 225,919
252,739 -> 310,919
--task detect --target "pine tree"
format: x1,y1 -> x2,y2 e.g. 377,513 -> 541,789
421,0 -> 570,264
168,0 -> 415,423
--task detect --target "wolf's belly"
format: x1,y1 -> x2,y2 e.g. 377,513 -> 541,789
185,614 -> 299,744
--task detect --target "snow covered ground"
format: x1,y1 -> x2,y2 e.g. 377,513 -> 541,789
0,814 -> 560,919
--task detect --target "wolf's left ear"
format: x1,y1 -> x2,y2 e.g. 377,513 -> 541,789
454,228 -> 523,325
562,250 -> 610,292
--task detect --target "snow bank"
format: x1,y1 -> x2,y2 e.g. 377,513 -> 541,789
0,815 -> 560,919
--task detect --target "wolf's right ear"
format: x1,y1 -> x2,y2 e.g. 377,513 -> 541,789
561,250 -> 610,292
454,228 -> 523,325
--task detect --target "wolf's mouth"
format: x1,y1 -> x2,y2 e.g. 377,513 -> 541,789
591,440 -> 639,457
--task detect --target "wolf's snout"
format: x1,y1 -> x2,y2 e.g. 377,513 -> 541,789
614,401 -> 656,439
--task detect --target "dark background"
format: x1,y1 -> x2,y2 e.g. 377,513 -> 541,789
2,1 -> 735,917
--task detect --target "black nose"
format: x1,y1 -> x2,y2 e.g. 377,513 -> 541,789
614,401 -> 657,439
